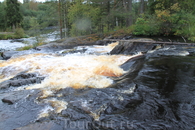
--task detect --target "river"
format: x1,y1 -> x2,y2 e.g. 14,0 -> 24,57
0,37 -> 195,130
0,31 -> 60,51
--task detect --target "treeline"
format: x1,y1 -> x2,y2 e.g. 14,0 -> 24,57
0,0 -> 195,41
0,0 -> 59,37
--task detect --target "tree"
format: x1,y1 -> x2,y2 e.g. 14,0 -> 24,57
139,0 -> 144,14
5,0 -> 23,30
0,2 -> 6,31
68,0 -> 100,36
126,0 -> 133,26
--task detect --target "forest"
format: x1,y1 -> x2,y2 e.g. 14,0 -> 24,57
0,0 -> 195,41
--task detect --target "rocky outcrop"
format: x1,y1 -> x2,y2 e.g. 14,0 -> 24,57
35,37 -> 109,52
110,38 -> 195,56
110,39 -> 156,55
0,73 -> 45,90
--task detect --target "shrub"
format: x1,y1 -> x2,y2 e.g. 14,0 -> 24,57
133,17 -> 160,36
174,11 -> 195,41
0,34 -> 7,39
14,28 -> 25,38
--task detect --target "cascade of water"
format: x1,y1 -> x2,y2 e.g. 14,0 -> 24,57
0,41 -> 142,116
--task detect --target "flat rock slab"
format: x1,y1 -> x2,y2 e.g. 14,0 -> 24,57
2,90 -> 36,105
0,89 -> 44,130
14,121 -> 64,130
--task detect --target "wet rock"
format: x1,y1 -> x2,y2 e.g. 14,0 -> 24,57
2,90 -> 33,105
10,39 -> 24,43
122,35 -> 132,40
0,73 -> 45,90
61,108 -> 93,122
10,77 -> 44,87
14,121 -> 64,130
94,40 -> 108,45
35,37 -> 109,52
2,51 -> 19,60
10,73 -> 38,80
0,80 -> 10,89
110,41 -> 155,55
0,89 -> 43,130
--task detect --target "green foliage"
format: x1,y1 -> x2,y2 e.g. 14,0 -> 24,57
133,17 -> 160,36
133,18 -> 149,35
37,2 -> 58,29
0,3 -> 6,31
14,28 -> 25,38
5,0 -> 23,28
68,0 -> 101,36
0,34 -> 9,39
174,11 -> 195,41
0,32 -> 19,40
105,26 -> 134,38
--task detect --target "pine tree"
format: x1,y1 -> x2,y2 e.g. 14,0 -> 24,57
5,0 -> 23,29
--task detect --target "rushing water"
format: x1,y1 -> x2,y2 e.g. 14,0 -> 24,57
0,31 -> 61,51
0,39 -> 195,130
0,40 -> 26,51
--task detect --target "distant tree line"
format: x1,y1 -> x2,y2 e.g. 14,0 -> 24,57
0,0 -> 195,41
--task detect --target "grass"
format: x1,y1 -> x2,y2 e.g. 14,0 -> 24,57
0,28 -> 28,40
0,33 -> 15,40
16,45 -> 33,51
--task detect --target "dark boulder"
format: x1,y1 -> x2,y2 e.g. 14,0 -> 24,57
1,51 -> 19,60
0,73 -> 45,90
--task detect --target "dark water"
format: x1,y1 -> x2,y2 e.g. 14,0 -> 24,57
131,56 -> 195,129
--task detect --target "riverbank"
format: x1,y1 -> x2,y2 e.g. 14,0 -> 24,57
0,28 -> 28,40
